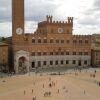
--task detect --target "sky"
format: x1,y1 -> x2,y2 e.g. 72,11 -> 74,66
0,0 -> 100,37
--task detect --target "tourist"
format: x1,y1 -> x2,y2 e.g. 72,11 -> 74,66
58,89 -> 59,93
84,90 -> 85,94
49,83 -> 52,88
24,90 -> 26,95
32,89 -> 33,93
65,90 -> 68,93
94,70 -> 96,74
43,84 -> 44,88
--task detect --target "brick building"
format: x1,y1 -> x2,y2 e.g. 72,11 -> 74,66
0,42 -> 8,72
12,0 -> 91,73
91,34 -> 100,67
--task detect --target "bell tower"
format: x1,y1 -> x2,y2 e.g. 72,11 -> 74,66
12,0 -> 24,44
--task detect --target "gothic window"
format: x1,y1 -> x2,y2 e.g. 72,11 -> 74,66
84,60 -> 87,64
85,40 -> 89,44
43,39 -> 47,43
56,40 -> 59,43
32,39 -> 35,43
43,61 -> 47,65
55,52 -> 59,55
55,61 -> 58,65
73,40 -> 77,44
73,52 -> 76,55
50,39 -> 53,43
38,39 -> 41,43
84,52 -> 88,55
32,52 -> 35,56
50,52 -> 53,55
61,52 -> 64,55
50,61 -> 53,65
79,52 -> 82,55
66,60 -> 69,64
38,61 -> 41,67
66,40 -> 70,43
61,40 -> 64,43
37,52 -> 41,56
61,60 -> 64,64
73,60 -> 76,64
43,52 -> 47,55
66,52 -> 69,55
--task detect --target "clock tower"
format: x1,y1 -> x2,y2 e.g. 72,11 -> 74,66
12,0 -> 24,44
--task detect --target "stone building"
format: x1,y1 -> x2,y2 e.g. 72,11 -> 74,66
12,0 -> 91,73
0,42 -> 8,72
91,34 -> 100,67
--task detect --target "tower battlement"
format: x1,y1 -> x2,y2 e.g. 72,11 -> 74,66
38,15 -> 73,27
46,15 -> 73,25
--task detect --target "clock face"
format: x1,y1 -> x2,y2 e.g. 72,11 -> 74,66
58,28 -> 63,33
16,27 -> 23,35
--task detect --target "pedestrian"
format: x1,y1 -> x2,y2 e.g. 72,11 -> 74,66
95,70 -> 96,74
33,96 -> 35,100
84,90 -> 85,94
49,77 -> 51,81
49,83 -> 52,88
24,90 -> 26,95
32,89 -> 33,93
34,82 -> 35,85
65,90 -> 68,93
43,84 -> 44,88
58,89 -> 59,93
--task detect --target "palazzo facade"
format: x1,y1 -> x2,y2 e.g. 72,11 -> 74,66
12,0 -> 91,73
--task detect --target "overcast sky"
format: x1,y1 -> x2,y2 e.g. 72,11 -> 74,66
0,0 -> 100,37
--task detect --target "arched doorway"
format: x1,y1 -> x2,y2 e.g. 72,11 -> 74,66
18,56 -> 27,73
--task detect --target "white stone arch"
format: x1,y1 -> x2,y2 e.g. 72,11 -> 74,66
14,50 -> 30,73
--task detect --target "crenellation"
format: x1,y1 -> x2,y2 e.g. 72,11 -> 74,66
68,17 -> 73,24
46,15 -> 52,23
46,15 -> 73,25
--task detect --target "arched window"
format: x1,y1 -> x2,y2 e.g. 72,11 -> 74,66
38,39 -> 41,43
32,39 -> 35,43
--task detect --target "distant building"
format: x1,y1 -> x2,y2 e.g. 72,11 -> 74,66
0,42 -> 8,72
91,34 -> 100,67
12,0 -> 91,73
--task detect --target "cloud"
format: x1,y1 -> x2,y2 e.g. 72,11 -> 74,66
0,22 -> 12,37
73,0 -> 100,34
25,0 -> 59,21
79,16 -> 100,26
93,0 -> 100,9
0,0 -> 11,22
25,21 -> 37,33
0,0 -> 100,37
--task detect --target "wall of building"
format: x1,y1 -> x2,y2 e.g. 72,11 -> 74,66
91,34 -> 100,67
0,43 -> 8,71
12,0 -> 92,73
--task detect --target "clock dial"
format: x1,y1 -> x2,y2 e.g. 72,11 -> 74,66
58,28 -> 63,33
16,27 -> 23,35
